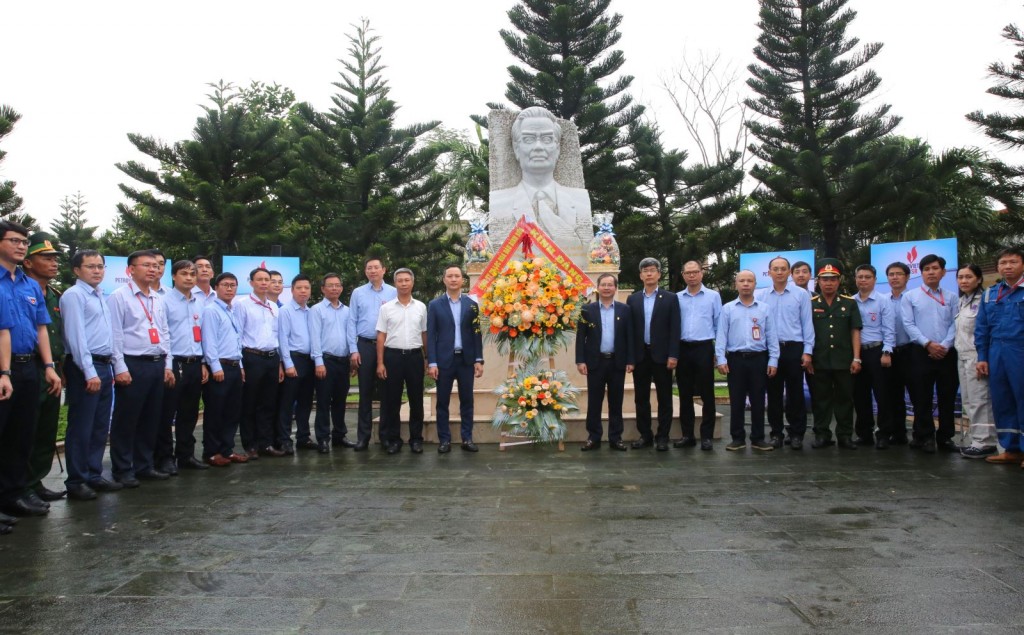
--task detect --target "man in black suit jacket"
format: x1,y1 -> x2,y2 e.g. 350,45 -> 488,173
576,274 -> 635,451
427,265 -> 484,453
627,257 -> 680,451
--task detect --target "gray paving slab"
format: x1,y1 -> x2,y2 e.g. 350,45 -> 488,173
2,410 -> 1023,633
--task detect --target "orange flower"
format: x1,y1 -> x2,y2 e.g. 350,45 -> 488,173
546,327 -> 555,335
509,328 -> 518,337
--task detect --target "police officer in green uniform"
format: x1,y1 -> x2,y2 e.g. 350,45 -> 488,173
810,259 -> 863,450
21,233 -> 65,501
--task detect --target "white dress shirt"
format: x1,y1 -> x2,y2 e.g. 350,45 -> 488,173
376,297 -> 427,350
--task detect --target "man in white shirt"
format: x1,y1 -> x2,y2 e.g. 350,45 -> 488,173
376,268 -> 427,455
235,267 -> 284,459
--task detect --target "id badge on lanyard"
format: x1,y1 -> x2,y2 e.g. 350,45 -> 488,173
752,317 -> 762,341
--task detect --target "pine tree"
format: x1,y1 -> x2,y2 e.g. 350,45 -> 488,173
49,191 -> 99,286
116,81 -> 290,261
281,19 -> 459,298
491,1 -> 645,226
0,104 -> 28,224
745,0 -> 923,262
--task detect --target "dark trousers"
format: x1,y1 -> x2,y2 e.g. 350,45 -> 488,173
381,348 -> 424,445
634,347 -> 674,441
767,342 -> 808,440
585,356 -> 626,443
203,364 -> 243,459
726,351 -> 768,443
241,351 -> 280,450
676,340 -> 716,441
435,356 -> 476,444
356,338 -> 383,444
156,358 -> 204,462
280,353 -> 315,445
314,355 -> 350,443
887,345 -> 913,441
27,362 -> 62,491
111,356 -> 164,478
854,346 -> 891,440
908,346 -> 959,443
64,360 -> 114,487
812,367 -> 854,441
0,360 -> 41,505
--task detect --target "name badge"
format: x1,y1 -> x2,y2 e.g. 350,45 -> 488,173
752,325 -> 762,341
193,325 -> 202,342
149,328 -> 161,344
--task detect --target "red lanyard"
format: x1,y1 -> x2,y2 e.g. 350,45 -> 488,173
250,294 -> 275,314
997,276 -> 1023,302
923,287 -> 945,307
128,282 -> 155,326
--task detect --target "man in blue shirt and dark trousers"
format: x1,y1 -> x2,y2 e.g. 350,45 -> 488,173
277,274 -> 315,454
576,273 -> 634,451
309,273 -> 356,453
349,258 -> 397,450
427,265 -> 484,453
676,261 -> 721,451
852,264 -> 895,449
201,273 -> 248,467
716,270 -> 778,452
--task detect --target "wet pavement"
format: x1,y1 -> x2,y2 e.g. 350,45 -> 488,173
2,410 -> 1024,633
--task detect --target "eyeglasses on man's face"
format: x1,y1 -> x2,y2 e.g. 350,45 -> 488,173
2,237 -> 30,247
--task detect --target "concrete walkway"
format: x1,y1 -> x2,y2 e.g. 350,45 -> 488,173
1,411 -> 1023,633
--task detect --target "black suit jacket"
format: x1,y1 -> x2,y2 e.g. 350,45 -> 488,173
426,295 -> 484,370
627,288 -> 681,363
575,301 -> 635,370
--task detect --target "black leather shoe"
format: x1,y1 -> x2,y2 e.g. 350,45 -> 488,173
279,442 -> 295,456
88,478 -> 124,493
908,439 -> 925,449
770,435 -> 784,450
353,441 -> 369,452
673,437 -> 696,448
580,440 -> 600,451
317,440 -> 330,454
332,437 -> 357,448
410,442 -> 424,454
386,443 -> 401,455
656,440 -> 669,452
460,441 -> 479,453
875,437 -> 889,450
297,439 -> 319,451
609,440 -> 628,451
631,438 -> 653,449
922,439 -> 937,454
0,524 -> 11,535
136,469 -> 170,481
114,474 -> 140,489
937,439 -> 959,452
790,436 -> 804,451
259,446 -> 285,457
854,435 -> 874,446
179,456 -> 210,470
3,497 -> 49,517
156,457 -> 179,476
837,437 -> 858,450
811,436 -> 835,449
0,511 -> 19,525
67,483 -> 97,501
22,490 -> 50,509
35,486 -> 66,502
700,439 -> 713,451
889,435 -> 909,446
438,442 -> 451,454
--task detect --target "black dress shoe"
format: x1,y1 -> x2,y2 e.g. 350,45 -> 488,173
837,437 -> 858,450
769,435 -> 784,450
136,469 -> 169,481
386,443 -> 401,455
156,457 -> 179,476
278,442 -> 295,456
889,435 -> 909,446
259,446 -> 285,457
179,456 -> 210,470
297,439 -> 319,451
937,439 -> 959,452
580,440 -> 600,451
0,524 -> 11,535
656,440 -> 669,452
700,439 -> 713,451
410,442 -> 424,454
88,478 -> 124,493
66,483 -> 97,501
114,474 -> 140,489
631,438 -> 653,449
438,442 -> 451,454
609,440 -> 628,451
3,497 -> 49,517
790,436 -> 804,451
353,441 -> 369,452
461,441 -> 479,452
854,435 -> 874,446
673,437 -> 696,448
875,437 -> 889,450
332,437 -> 357,448
811,436 -> 835,449
922,439 -> 937,454
908,439 -> 925,449
0,511 -> 19,526
317,440 -> 330,454
35,486 -> 66,502
22,490 -> 50,509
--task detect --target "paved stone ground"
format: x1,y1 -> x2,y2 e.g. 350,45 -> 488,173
2,410 -> 1024,633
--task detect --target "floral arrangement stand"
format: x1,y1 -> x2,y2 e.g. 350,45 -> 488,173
497,354 -> 568,452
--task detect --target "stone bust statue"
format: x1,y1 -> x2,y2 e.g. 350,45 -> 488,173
489,107 -> 594,265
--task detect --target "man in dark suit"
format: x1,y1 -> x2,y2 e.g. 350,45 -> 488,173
627,257 -> 680,451
576,273 -> 634,451
427,265 -> 484,453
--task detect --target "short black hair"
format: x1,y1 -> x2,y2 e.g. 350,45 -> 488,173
791,261 -> 811,273
855,264 -> 876,277
996,246 -> 1024,263
215,272 -> 238,286
268,270 -> 283,279
71,249 -> 104,269
768,256 -> 790,270
149,248 -> 166,261
171,259 -> 196,275
193,255 -> 213,266
886,261 -> 910,276
919,254 -> 946,270
596,273 -> 618,287
127,250 -> 155,266
291,273 -> 311,286
0,219 -> 29,239
443,264 -> 464,276
364,256 -> 384,268
249,267 -> 271,280
321,273 -> 342,287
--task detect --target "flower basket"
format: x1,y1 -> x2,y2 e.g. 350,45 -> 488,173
464,220 -> 494,264
492,362 -> 579,442
588,212 -> 620,266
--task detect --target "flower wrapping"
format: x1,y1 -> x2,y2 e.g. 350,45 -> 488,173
493,364 -> 579,442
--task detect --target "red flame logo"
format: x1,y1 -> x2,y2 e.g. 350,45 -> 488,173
259,260 -> 267,269
907,246 -> 918,264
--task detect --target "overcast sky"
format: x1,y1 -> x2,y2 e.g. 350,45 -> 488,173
4,0 -> 1021,232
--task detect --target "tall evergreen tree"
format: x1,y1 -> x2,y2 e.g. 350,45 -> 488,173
745,0 -> 922,262
49,191 -> 99,286
116,81 -> 290,262
281,19 -> 459,298
489,1 -> 645,236
0,105 -> 23,219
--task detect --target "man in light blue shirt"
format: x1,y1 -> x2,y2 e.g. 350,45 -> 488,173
900,253 -> 959,453
675,260 -> 721,450
885,261 -> 913,444
716,270 -> 779,452
348,258 -> 397,450
201,273 -> 247,466
754,257 -> 814,449
852,264 -> 895,449
61,250 -> 120,500
277,274 -> 315,454
311,273 -> 357,452
235,267 -> 283,458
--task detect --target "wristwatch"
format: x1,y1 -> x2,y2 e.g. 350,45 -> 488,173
0,370 -> 10,377
43,362 -> 56,369
852,358 -> 862,364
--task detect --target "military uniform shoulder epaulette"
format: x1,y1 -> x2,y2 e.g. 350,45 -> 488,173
811,295 -> 820,301
47,284 -> 62,297
840,294 -> 854,299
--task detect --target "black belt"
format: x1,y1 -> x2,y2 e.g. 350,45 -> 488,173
124,354 -> 166,363
385,347 -> 422,355
174,355 -> 203,364
219,359 -> 241,368
323,353 -> 348,362
600,352 -> 615,359
894,343 -> 912,352
12,354 -> 35,364
243,347 -> 278,358
358,336 -> 376,344
67,353 -> 112,365
780,340 -> 803,347
862,341 -> 883,350
290,351 -> 311,358
454,349 -> 463,355
680,339 -> 713,346
728,350 -> 768,358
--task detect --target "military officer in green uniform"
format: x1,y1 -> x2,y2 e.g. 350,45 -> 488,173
21,233 -> 66,501
810,259 -> 863,450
